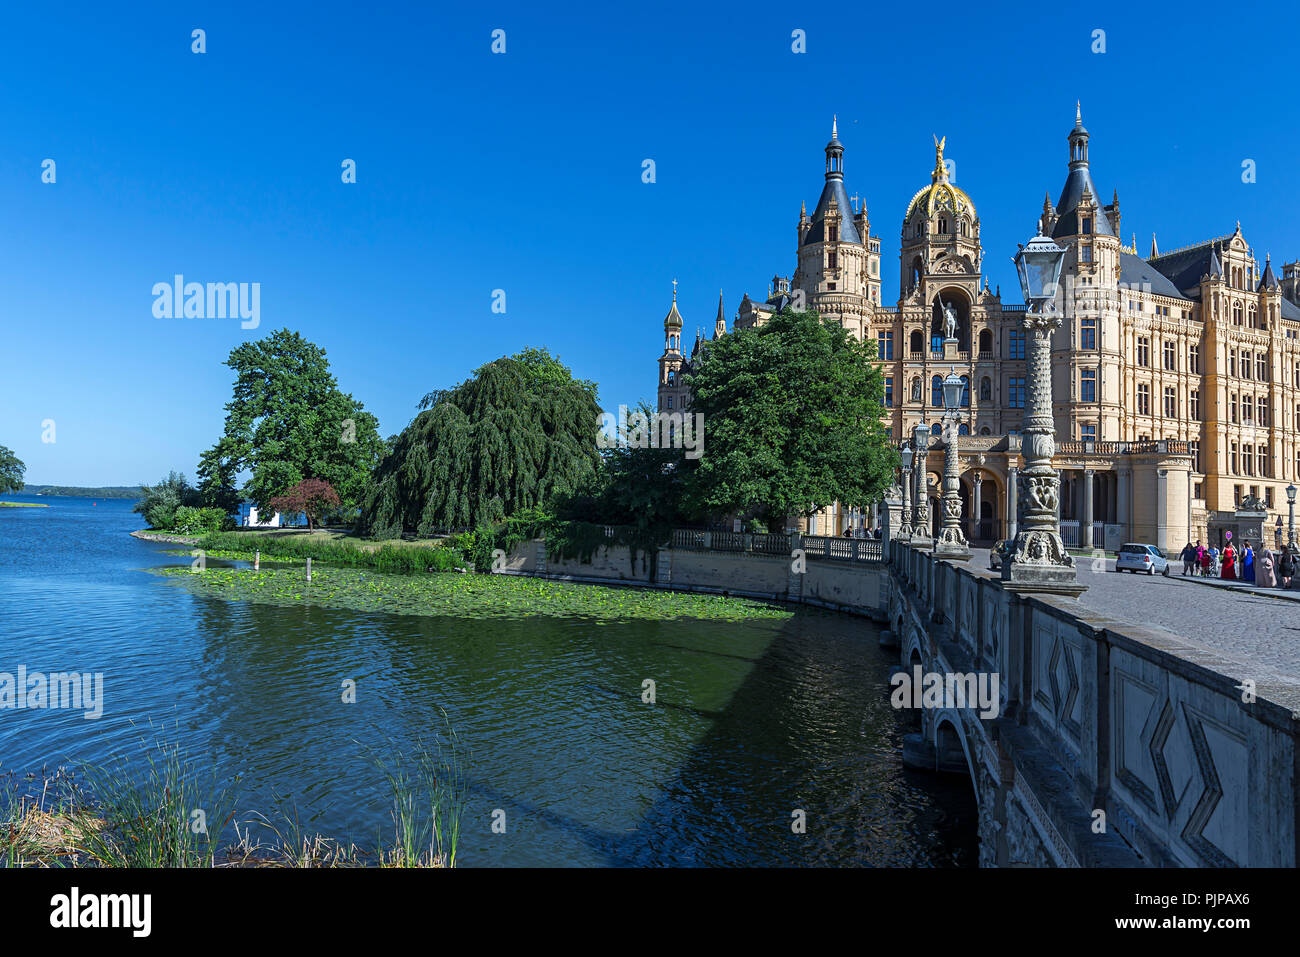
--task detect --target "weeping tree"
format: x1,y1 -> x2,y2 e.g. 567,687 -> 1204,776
360,348 -> 601,538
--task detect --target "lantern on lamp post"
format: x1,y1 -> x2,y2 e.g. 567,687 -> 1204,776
935,367 -> 970,558
1002,232 -> 1085,595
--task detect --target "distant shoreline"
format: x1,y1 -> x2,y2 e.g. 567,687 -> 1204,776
0,502 -> 49,508
18,486 -> 142,500
130,530 -> 202,545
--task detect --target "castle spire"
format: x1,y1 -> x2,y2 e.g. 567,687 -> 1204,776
824,115 -> 844,180
1150,233 -> 1159,258
714,290 -> 726,337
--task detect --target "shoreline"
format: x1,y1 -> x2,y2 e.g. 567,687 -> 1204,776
130,529 -> 202,546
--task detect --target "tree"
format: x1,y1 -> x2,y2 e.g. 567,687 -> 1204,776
269,478 -> 341,530
361,348 -> 601,538
133,472 -> 201,529
0,446 -> 25,495
199,329 -> 384,515
682,307 -> 895,529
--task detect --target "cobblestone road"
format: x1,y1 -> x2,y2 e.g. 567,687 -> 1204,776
969,548 -> 1300,682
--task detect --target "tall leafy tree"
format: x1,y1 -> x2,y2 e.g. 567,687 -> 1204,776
199,329 -> 384,513
0,445 -> 25,495
361,348 -> 601,538
683,307 -> 894,529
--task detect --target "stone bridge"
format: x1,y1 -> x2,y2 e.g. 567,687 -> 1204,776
886,540 -> 1300,867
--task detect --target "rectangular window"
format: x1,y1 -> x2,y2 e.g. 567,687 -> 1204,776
1243,444 -> 1254,476
1009,330 -> 1025,360
1137,337 -> 1150,367
1080,424 -> 1096,441
1231,443 -> 1238,474
1267,486 -> 1274,507
1190,345 -> 1200,374
1259,447 -> 1268,478
827,250 -> 837,269
884,376 -> 894,408
1008,377 -> 1026,408
1081,317 -> 1096,350
1163,341 -> 1176,370
1229,350 -> 1236,376
1231,394 -> 1238,423
1243,352 -> 1253,379
1081,217 -> 1092,234
1258,354 -> 1268,380
877,330 -> 894,360
1190,389 -> 1200,420
1137,383 -> 1150,416
1163,386 -> 1177,418
1080,244 -> 1092,263
1080,368 -> 1097,402
1259,397 -> 1268,426
1194,481 -> 1203,498
1190,440 -> 1200,473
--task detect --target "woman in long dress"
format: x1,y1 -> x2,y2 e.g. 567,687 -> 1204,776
1221,543 -> 1237,580
1258,550 -> 1278,588
1242,542 -> 1255,584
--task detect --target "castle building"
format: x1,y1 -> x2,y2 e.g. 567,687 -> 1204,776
658,108 -> 1300,553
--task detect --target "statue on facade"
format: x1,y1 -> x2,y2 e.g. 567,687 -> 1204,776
942,299 -> 959,341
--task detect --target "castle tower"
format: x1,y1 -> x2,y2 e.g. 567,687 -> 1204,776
898,134 -> 983,353
656,282 -> 690,413
791,117 -> 880,337
1046,103 -> 1124,441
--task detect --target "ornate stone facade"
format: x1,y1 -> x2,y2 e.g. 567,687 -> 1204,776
657,107 -> 1300,552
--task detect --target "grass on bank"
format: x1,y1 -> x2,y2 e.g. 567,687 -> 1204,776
158,562 -> 792,622
168,528 -> 469,575
2,731 -> 465,868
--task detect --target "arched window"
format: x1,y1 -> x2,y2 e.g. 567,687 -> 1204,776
910,329 -> 923,354
958,424 -> 969,435
938,217 -> 948,235
931,423 -> 942,435
979,329 -> 992,354
667,371 -> 675,385
1233,303 -> 1243,325
980,376 -> 992,401
932,375 -> 944,407
960,375 -> 970,407
980,426 -> 991,435
1249,306 -> 1257,328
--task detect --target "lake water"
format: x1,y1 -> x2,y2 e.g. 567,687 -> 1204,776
0,495 -> 977,866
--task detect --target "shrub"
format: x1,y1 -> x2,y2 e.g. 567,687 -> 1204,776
172,506 -> 232,535
134,471 -> 201,529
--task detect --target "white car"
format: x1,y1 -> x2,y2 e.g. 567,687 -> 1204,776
1115,543 -> 1171,576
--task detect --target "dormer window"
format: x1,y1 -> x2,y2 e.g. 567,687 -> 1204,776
1081,217 -> 1092,234
938,217 -> 948,235
829,224 -> 838,242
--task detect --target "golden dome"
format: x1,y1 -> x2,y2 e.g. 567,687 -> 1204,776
904,135 -> 976,221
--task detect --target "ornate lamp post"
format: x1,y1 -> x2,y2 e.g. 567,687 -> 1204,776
935,367 -> 970,558
911,423 -> 933,545
897,442 -> 915,540
1002,232 -> 1085,595
1287,483 -> 1297,552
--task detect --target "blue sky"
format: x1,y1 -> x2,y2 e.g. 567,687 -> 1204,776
2,1 -> 1296,486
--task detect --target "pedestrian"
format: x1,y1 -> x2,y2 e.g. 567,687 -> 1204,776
1179,541 -> 1196,575
1221,543 -> 1237,580
1242,541 -> 1256,584
1258,549 -> 1278,588
1280,548 -> 1296,587
1209,544 -> 1220,576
